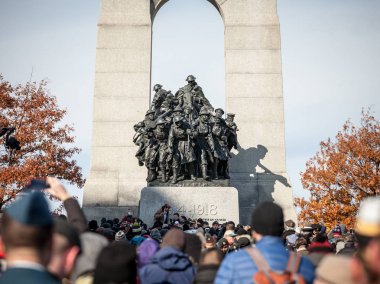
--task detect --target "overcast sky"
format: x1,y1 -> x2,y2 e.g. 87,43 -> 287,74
0,0 -> 379,204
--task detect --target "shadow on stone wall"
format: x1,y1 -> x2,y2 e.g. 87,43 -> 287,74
230,144 -> 291,224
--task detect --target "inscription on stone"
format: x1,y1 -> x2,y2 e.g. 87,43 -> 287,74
139,186 -> 239,227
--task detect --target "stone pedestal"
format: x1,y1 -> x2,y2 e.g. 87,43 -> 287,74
139,187 -> 239,228
83,206 -> 139,223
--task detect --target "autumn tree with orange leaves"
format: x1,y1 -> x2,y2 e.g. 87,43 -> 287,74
0,75 -> 84,210
295,109 -> 380,229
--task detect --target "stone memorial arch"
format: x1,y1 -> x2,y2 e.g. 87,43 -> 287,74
83,0 -> 296,224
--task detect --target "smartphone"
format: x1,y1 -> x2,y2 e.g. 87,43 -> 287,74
24,179 -> 50,191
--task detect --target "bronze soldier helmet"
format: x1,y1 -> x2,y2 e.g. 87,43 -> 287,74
146,109 -> 155,116
153,84 -> 162,91
156,118 -> 166,125
215,108 -> 225,115
186,75 -> 196,82
199,109 -> 209,116
173,116 -> 183,124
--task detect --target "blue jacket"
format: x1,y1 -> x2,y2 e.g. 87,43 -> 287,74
215,236 -> 315,284
139,246 -> 195,284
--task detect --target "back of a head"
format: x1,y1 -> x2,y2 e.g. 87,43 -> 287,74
199,248 -> 223,266
93,242 -> 137,284
1,191 -> 53,261
1,213 -> 52,254
184,233 -> 202,265
226,221 -> 235,231
72,232 -> 108,280
251,202 -> 284,237
161,228 -> 185,251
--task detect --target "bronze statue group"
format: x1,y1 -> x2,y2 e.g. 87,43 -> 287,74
133,75 -> 239,184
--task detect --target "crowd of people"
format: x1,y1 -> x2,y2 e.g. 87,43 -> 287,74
0,177 -> 379,284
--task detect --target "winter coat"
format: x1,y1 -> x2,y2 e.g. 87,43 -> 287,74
139,246 -> 195,284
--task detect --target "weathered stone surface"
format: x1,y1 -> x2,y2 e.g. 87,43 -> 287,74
83,206 -> 139,223
226,73 -> 283,98
225,50 -> 282,74
94,72 -> 151,98
225,25 -> 280,50
139,187 -> 239,227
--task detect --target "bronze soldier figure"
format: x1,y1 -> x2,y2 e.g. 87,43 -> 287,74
168,116 -> 197,184
195,109 -> 215,181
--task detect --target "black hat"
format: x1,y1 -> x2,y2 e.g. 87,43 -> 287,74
237,237 -> 251,248
251,202 -> 284,237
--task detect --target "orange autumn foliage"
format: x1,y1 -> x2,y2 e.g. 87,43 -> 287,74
295,109 -> 380,229
0,75 -> 84,210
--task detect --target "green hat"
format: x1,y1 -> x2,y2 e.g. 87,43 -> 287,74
5,191 -> 53,226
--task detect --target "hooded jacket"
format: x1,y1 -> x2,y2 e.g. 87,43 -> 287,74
139,246 -> 195,284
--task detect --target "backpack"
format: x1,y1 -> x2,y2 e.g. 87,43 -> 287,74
246,247 -> 306,284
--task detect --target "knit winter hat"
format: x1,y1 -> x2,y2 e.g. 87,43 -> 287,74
251,202 -> 284,237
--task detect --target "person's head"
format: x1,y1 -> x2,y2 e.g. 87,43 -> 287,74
199,112 -> 209,123
250,202 -> 284,241
352,197 -> 380,282
93,242 -> 137,284
217,238 -> 229,254
88,220 -> 98,232
184,233 -> 202,265
225,221 -> 235,231
295,237 -> 308,250
199,247 -> 223,266
162,203 -> 171,213
48,219 -> 81,279
212,221 -> 219,230
161,228 -> 185,251
155,118 -> 166,130
224,230 -> 237,245
332,226 -> 342,238
237,237 -> 251,248
180,215 -> 187,223
226,113 -> 235,122
71,232 -> 108,281
186,75 -> 196,86
115,230 -> 126,242
1,192 -> 54,266
153,83 -> 162,92
173,213 -> 179,221
204,234 -> 215,249
215,108 -> 224,118
285,219 -> 296,230
203,221 -> 209,228
145,109 -> 155,120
